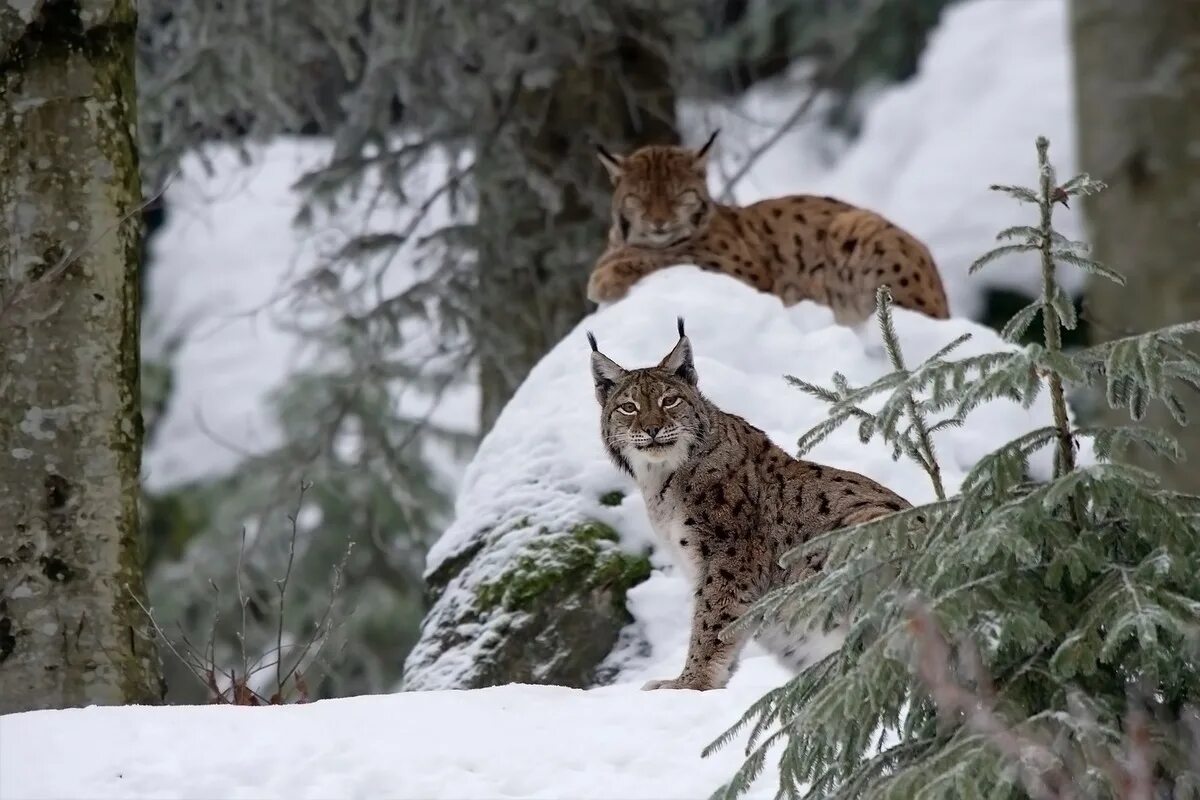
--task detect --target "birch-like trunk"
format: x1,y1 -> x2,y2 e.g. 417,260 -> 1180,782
1072,0 -> 1200,491
0,0 -> 164,712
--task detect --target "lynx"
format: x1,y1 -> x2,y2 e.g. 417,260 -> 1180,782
588,132 -> 951,324
589,319 -> 912,690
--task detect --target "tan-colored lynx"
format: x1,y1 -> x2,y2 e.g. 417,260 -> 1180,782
588,132 -> 950,324
589,319 -> 912,690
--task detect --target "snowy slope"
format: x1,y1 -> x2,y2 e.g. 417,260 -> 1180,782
0,674 -> 789,800
411,267 -> 1088,690
712,0 -> 1079,319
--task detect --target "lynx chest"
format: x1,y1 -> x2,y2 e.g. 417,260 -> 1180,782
642,479 -> 704,583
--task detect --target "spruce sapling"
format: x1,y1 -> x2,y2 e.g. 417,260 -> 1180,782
708,137 -> 1200,800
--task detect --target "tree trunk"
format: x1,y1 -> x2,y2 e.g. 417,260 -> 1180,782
0,0 -> 164,712
473,23 -> 678,431
1072,0 -> 1200,491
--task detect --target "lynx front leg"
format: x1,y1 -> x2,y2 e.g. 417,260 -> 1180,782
586,247 -> 677,304
642,569 -> 753,691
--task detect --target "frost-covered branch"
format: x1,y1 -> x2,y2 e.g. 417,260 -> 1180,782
788,287 -> 962,499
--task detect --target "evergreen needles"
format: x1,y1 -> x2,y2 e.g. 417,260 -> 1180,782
710,137 -> 1200,800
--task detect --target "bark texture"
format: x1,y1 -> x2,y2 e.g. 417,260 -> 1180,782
1072,0 -> 1200,491
0,0 -> 163,712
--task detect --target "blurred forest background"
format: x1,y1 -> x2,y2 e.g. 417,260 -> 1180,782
119,0 -> 1197,702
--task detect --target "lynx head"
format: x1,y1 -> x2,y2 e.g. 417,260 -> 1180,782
588,318 -> 710,476
596,132 -> 719,249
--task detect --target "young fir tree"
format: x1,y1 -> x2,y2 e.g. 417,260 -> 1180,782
707,137 -> 1200,799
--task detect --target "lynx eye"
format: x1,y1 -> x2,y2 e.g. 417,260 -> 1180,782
661,395 -> 682,409
676,190 -> 701,208
617,402 -> 638,415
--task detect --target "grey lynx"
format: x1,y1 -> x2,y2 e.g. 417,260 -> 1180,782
588,319 -> 911,690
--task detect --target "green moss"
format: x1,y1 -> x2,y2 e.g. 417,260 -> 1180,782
476,521 -> 651,612
598,490 -> 625,507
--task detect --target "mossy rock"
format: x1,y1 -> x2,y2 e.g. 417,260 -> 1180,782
476,522 -> 647,611
403,520 -> 651,690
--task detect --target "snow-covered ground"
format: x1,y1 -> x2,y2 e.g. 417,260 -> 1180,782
0,669 -> 790,800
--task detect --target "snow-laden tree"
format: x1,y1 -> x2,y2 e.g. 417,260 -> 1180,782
0,0 -> 163,712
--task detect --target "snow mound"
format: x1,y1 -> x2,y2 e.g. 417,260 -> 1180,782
716,0 -> 1079,319
0,676 -> 790,800
412,266 -> 1084,690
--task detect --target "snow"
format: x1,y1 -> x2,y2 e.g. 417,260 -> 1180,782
413,267 -> 1089,690
711,0 -> 1080,320
0,667 -> 794,800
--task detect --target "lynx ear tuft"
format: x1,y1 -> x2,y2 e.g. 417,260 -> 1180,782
692,131 -> 719,171
596,145 -> 623,183
590,337 -> 628,404
659,323 -> 697,386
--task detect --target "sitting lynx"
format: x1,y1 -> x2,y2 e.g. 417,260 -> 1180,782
589,319 -> 912,690
588,132 -> 950,324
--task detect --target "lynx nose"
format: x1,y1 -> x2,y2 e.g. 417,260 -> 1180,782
644,425 -> 661,440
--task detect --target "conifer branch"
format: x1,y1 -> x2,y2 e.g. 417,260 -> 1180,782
1033,136 -> 1076,478
875,287 -> 947,500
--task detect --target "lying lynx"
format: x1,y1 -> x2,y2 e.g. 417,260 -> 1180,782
588,132 -> 950,324
589,319 -> 912,690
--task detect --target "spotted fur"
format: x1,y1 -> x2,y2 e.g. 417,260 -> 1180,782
589,133 -> 951,323
589,319 -> 912,690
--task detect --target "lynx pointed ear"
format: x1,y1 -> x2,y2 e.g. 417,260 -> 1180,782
596,144 -> 624,184
692,130 -> 719,172
659,320 -> 697,385
589,332 -> 628,404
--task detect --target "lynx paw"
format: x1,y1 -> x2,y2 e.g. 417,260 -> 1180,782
586,264 -> 632,304
641,676 -> 715,691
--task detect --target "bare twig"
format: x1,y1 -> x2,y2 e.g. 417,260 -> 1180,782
131,481 -> 351,706
276,480 -> 312,697
125,584 -> 213,696
236,525 -> 250,688
277,538 -> 352,692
